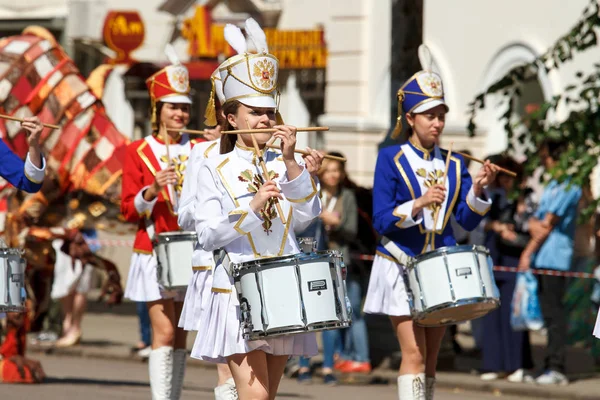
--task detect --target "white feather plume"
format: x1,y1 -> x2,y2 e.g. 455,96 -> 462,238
224,24 -> 247,54
418,44 -> 433,72
165,43 -> 180,65
245,18 -> 268,53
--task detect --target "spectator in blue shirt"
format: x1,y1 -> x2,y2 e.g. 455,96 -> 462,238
518,138 -> 581,386
0,117 -> 45,193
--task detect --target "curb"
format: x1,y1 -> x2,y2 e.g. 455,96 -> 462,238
28,345 -> 216,370
28,345 -> 600,400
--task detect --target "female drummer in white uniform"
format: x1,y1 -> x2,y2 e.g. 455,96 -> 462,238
363,51 -> 498,400
177,67 -> 240,399
121,47 -> 199,400
191,20 -> 323,400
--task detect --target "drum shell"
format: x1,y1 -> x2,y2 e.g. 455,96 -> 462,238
0,248 -> 26,312
155,232 -> 197,290
406,245 -> 500,327
233,251 -> 352,340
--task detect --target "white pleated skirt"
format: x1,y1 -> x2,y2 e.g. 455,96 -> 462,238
178,269 -> 213,331
124,252 -> 185,303
191,265 -> 318,364
594,308 -> 600,339
363,254 -> 411,317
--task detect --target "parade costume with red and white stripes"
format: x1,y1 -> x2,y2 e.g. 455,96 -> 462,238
122,133 -> 200,302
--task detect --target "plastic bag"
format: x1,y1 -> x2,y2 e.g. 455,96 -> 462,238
511,271 -> 544,331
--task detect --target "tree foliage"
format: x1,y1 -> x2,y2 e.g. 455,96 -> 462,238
467,0 -> 600,220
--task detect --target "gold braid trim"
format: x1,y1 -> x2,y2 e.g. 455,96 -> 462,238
204,76 -> 217,126
391,89 -> 405,139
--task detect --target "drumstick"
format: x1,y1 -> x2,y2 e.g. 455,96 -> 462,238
0,113 -> 59,129
162,123 -> 178,210
432,142 -> 453,242
245,118 -> 287,224
265,144 -> 347,162
222,126 -> 329,135
454,150 -> 517,177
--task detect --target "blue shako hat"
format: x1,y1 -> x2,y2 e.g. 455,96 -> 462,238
391,44 -> 449,139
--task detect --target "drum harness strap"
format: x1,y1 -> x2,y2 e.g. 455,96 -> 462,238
212,249 -> 232,276
381,236 -> 415,266
213,249 -> 239,294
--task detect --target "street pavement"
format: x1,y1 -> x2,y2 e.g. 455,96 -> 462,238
1,353 -> 533,400
16,304 -> 600,400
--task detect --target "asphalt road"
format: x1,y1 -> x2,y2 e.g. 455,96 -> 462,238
0,353 -> 537,399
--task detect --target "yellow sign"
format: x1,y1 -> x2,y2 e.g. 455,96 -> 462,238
181,6 -> 327,69
265,29 -> 327,69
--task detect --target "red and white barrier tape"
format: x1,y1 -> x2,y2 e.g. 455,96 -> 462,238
85,239 -> 134,247
81,243 -> 598,280
356,254 -> 596,279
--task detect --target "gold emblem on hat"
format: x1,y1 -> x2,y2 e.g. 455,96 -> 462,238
417,72 -> 443,97
167,66 -> 189,93
252,59 -> 276,90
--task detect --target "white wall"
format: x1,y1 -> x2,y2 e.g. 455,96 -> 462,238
424,0 -> 596,155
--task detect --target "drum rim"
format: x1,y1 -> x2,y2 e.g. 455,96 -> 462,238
412,297 -> 500,326
233,250 -> 342,271
244,320 -> 352,340
412,244 -> 489,263
155,231 -> 198,243
0,247 -> 24,257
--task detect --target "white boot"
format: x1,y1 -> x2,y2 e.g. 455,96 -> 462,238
426,376 -> 436,400
171,349 -> 187,400
397,373 -> 425,400
149,346 -> 174,400
214,377 -> 238,400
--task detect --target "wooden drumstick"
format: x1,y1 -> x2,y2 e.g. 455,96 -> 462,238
454,150 -> 517,177
161,123 -> 178,210
245,118 -> 287,225
265,144 -> 347,162
222,126 -> 329,135
431,142 -> 453,244
0,113 -> 59,129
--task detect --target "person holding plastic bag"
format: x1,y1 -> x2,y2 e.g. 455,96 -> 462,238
479,156 -> 534,382
518,138 -> 582,386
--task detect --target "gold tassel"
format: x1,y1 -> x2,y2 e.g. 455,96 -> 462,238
204,77 -> 217,126
150,100 -> 157,131
391,89 -> 405,139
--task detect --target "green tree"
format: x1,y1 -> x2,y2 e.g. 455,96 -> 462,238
467,0 -> 600,219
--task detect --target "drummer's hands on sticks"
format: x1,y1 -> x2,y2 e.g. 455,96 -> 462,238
274,125 -> 302,180
413,184 -> 446,217
303,146 -> 324,177
23,116 -> 44,168
473,160 -> 498,197
249,180 -> 283,214
144,167 -> 177,202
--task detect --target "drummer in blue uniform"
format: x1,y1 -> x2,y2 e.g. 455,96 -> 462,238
363,47 -> 498,400
0,117 -> 45,193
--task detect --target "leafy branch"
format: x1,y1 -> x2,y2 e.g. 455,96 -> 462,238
467,0 -> 600,219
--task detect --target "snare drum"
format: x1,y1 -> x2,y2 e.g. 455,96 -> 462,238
155,232 -> 197,290
406,245 -> 500,327
0,248 -> 26,312
232,251 -> 351,340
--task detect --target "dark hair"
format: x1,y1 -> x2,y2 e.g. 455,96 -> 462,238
151,101 -> 165,134
219,101 -> 242,154
540,138 -> 568,160
398,125 -> 413,143
151,101 -> 192,134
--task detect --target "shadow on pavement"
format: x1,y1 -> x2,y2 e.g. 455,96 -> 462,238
43,377 -> 148,387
